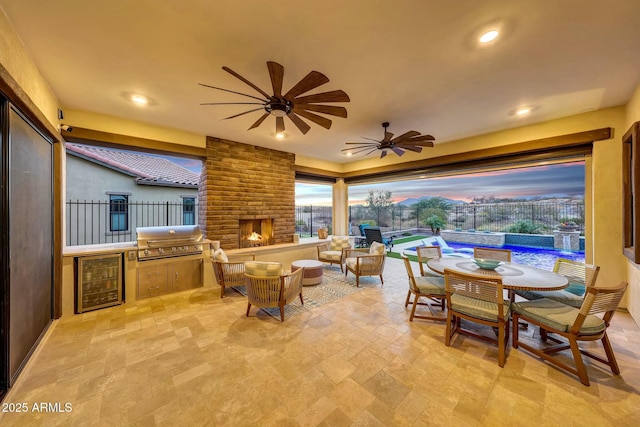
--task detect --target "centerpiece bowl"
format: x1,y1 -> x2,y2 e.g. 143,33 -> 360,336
473,258 -> 502,270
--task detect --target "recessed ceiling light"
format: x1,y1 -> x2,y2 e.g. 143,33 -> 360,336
509,105 -> 538,117
345,152 -> 352,157
479,30 -> 499,43
130,94 -> 149,105
275,132 -> 285,139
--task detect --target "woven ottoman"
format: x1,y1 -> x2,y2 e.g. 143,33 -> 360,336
291,259 -> 324,286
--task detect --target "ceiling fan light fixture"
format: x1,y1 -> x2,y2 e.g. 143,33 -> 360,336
266,101 -> 291,117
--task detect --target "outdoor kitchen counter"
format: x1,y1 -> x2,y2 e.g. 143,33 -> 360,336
61,240 -> 216,318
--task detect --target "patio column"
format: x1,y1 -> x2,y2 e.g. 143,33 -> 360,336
332,178 -> 349,235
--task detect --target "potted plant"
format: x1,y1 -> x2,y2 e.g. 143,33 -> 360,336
318,224 -> 329,239
557,221 -> 579,231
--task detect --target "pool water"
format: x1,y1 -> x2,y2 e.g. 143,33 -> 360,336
407,241 -> 585,271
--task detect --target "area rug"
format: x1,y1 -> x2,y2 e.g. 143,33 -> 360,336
232,267 -> 368,319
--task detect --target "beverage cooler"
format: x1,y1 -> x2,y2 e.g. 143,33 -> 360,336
76,253 -> 123,313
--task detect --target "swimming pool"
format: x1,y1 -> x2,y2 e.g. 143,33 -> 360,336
403,241 -> 585,271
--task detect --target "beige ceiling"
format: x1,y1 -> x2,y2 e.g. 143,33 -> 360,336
2,0 -> 639,163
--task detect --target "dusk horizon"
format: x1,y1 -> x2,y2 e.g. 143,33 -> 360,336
295,162 -> 585,205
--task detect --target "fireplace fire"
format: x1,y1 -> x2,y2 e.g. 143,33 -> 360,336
239,218 -> 274,248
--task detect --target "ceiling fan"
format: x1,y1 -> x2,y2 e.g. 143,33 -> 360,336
199,61 -> 350,135
342,122 -> 435,158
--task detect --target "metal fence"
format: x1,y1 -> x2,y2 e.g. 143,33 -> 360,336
69,199 -> 583,245
293,200 -> 584,237
346,201 -> 584,234
294,205 -> 333,237
66,200 -> 198,246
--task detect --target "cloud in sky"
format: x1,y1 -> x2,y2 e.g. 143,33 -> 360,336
295,162 -> 585,205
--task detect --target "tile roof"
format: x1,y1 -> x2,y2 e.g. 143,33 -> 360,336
66,143 -> 200,187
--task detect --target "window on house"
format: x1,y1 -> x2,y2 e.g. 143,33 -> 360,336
109,194 -> 129,232
183,197 -> 195,225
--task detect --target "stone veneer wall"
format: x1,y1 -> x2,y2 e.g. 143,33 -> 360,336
199,137 -> 296,249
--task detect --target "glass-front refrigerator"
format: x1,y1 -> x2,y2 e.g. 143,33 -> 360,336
77,253 -> 123,313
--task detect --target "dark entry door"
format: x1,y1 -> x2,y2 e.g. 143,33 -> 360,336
1,99 -> 54,394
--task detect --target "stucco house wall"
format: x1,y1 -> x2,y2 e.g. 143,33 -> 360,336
66,154 -> 198,245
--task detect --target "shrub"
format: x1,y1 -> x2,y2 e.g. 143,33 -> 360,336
506,220 -> 541,234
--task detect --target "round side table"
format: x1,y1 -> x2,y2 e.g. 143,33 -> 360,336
291,259 -> 324,286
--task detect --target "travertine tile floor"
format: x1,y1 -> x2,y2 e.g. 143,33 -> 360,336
2,257 -> 640,426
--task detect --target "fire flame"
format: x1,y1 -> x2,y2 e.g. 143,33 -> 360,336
247,232 -> 262,241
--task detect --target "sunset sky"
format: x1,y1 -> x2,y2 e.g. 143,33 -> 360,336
121,148 -> 584,206
295,162 -> 585,205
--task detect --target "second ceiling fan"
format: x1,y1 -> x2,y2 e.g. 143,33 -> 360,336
342,122 -> 435,158
200,61 -> 350,135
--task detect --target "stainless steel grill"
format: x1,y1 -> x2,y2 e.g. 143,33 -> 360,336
136,225 -> 203,261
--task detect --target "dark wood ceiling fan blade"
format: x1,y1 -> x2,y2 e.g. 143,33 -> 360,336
391,147 -> 405,157
396,141 -> 434,147
287,113 -> 311,134
223,108 -> 265,120
198,83 -> 267,102
402,135 -> 435,142
284,71 -> 330,99
361,137 -> 382,143
276,116 -> 285,134
295,104 -> 347,118
222,66 -> 271,99
400,145 -> 423,153
201,102 -> 264,105
294,109 -> 333,129
248,113 -> 269,130
294,90 -> 350,104
391,131 -> 421,143
267,61 -> 284,97
345,141 -> 379,145
383,132 -> 394,142
380,150 -> 388,159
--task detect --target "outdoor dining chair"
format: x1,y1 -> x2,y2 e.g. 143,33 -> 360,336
402,255 -> 446,322
444,268 -> 511,367
411,245 -> 445,310
512,282 -> 628,386
473,247 -> 512,262
514,259 -> 599,308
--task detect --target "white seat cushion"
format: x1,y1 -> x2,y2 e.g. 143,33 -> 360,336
319,250 -> 342,261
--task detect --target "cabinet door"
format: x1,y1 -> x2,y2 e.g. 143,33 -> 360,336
171,259 -> 203,292
137,264 -> 169,299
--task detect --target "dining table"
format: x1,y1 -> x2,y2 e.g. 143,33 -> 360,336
427,257 -> 569,296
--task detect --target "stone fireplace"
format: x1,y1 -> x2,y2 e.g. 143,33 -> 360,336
239,218 -> 274,248
199,137 -> 296,249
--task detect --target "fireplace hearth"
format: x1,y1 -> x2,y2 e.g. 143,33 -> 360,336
239,219 -> 274,248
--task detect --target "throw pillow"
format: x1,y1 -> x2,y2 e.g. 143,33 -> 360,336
244,261 -> 283,276
213,248 -> 228,262
369,241 -> 385,255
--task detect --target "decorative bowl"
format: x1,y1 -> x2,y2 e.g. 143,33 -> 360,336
473,258 -> 501,270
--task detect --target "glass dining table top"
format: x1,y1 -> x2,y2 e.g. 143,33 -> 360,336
427,257 -> 568,291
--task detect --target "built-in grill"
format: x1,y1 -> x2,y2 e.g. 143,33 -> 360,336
136,225 -> 203,261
